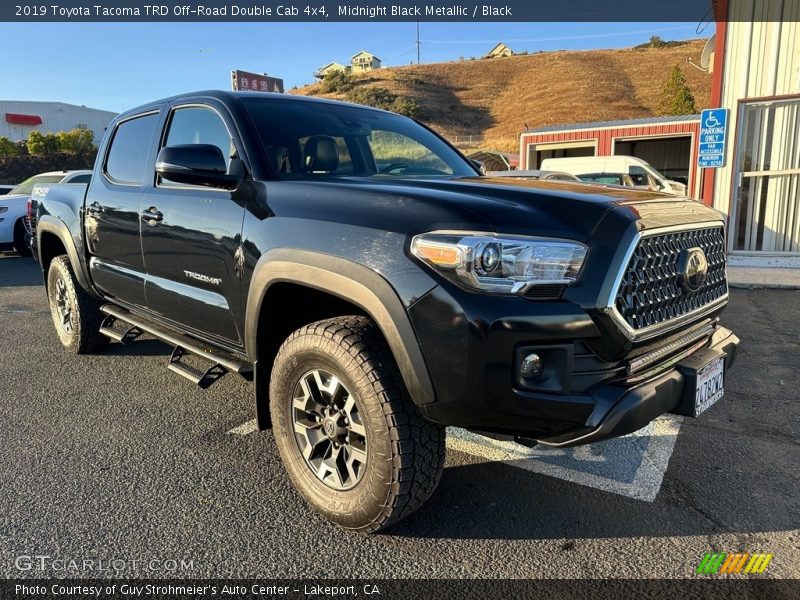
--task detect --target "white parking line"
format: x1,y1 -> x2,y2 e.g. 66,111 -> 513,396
446,415 -> 683,502
226,414 -> 683,501
227,419 -> 259,435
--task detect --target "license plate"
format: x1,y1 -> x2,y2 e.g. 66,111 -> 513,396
695,357 -> 724,415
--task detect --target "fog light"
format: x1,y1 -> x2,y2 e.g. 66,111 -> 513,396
520,353 -> 543,379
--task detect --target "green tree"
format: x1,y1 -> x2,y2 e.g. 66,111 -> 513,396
390,96 -> 421,118
0,136 -> 21,157
56,128 -> 95,154
659,65 -> 697,115
320,70 -> 354,94
344,86 -> 421,118
649,35 -> 667,48
26,131 -> 60,155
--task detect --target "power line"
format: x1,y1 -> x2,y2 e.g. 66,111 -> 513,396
423,24 -> 697,45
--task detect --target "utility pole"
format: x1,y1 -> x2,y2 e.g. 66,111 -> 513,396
416,21 -> 421,64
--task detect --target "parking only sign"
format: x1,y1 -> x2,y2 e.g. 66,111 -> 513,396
698,108 -> 729,168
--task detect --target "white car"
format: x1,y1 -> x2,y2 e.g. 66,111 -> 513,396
0,170 -> 91,255
487,169 -> 581,182
540,156 -> 687,196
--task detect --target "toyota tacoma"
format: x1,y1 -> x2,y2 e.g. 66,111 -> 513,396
31,91 -> 738,532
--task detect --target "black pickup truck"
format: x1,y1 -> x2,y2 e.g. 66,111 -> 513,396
31,91 -> 738,532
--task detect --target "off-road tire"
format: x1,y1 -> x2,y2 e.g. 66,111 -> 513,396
270,316 -> 446,533
47,255 -> 108,354
13,219 -> 32,256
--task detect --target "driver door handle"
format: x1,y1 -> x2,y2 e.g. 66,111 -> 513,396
86,201 -> 103,217
141,206 -> 163,225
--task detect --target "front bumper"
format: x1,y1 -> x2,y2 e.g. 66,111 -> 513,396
409,283 -> 738,446
536,327 -> 738,446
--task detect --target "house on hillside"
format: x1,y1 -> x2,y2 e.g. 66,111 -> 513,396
350,51 -> 382,73
313,62 -> 349,80
314,51 -> 382,80
485,43 -> 513,59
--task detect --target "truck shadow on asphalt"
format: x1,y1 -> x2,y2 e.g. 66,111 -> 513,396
0,255 -> 43,286
104,338 -> 172,358
385,456 -> 794,540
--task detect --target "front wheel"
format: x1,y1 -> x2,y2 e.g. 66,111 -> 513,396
47,255 -> 108,354
270,316 -> 445,533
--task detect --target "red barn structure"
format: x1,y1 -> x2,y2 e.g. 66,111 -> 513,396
518,114 -> 703,199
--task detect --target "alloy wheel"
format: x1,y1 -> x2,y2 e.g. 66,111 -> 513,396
54,277 -> 74,334
291,369 -> 368,491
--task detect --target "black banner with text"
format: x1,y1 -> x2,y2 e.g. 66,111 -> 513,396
1,0 -> 786,22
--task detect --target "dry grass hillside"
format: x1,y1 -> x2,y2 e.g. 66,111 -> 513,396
293,40 -> 711,152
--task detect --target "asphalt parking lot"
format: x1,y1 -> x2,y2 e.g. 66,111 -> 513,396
1,253 -> 798,579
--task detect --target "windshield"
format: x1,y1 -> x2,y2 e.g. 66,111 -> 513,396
9,174 -> 64,196
243,98 -> 476,180
630,164 -> 667,184
579,173 -> 626,185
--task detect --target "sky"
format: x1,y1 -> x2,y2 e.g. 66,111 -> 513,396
0,21 -> 713,112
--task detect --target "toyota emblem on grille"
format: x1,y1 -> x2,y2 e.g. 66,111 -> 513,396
680,247 -> 708,292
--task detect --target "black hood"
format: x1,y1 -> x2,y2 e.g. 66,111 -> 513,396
266,175 -> 719,242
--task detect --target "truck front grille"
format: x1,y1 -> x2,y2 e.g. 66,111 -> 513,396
614,225 -> 727,334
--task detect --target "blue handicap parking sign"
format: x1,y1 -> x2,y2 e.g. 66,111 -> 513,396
698,108 -> 729,168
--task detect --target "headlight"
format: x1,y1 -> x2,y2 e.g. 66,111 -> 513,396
410,231 -> 587,295
0,206 -> 8,213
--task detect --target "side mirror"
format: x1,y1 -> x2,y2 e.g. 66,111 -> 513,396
156,144 -> 242,190
470,159 -> 487,175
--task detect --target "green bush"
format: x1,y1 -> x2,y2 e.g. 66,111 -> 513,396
26,131 -> 60,156
320,70 -> 354,94
345,86 -> 420,118
390,96 -> 421,118
0,137 -> 21,158
26,128 -> 95,156
57,128 -> 95,155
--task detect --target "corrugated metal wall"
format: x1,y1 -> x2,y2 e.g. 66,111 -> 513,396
714,0 -> 800,256
520,120 -> 702,197
0,101 -> 117,145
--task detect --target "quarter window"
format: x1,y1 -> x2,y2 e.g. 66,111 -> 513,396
105,113 -> 159,185
68,174 -> 91,185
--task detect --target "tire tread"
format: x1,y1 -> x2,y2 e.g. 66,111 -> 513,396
274,315 -> 445,532
49,255 -> 108,354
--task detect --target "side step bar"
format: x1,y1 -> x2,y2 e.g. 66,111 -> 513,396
168,346 -> 228,389
99,314 -> 143,345
99,304 -> 254,387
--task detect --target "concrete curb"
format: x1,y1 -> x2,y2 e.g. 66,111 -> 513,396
727,267 -> 800,290
729,281 -> 800,290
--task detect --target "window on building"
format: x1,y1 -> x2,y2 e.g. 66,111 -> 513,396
732,98 -> 800,252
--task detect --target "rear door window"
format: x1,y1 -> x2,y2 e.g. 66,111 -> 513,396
105,113 -> 160,185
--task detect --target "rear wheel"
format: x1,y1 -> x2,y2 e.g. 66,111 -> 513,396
270,316 -> 445,533
13,219 -> 31,256
46,255 -> 108,354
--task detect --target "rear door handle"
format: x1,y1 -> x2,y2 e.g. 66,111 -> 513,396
141,206 -> 163,225
86,201 -> 103,216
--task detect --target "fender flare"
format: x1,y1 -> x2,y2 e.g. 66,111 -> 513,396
36,216 -> 95,294
245,249 -> 435,406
